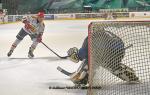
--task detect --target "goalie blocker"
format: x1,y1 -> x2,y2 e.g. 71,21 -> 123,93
67,29 -> 139,86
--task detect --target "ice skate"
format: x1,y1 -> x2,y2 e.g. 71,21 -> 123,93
7,50 -> 13,57
28,47 -> 34,58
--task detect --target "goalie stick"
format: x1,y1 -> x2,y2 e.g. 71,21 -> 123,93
57,60 -> 87,76
41,42 -> 69,59
57,66 -> 73,76
49,85 -> 101,89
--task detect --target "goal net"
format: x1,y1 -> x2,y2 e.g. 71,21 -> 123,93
88,21 -> 150,95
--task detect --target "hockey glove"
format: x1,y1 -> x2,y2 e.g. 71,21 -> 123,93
67,47 -> 79,63
24,22 -> 30,29
36,34 -> 42,43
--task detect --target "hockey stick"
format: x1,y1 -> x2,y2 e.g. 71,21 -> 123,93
49,85 -> 101,89
57,66 -> 73,76
41,41 -> 69,59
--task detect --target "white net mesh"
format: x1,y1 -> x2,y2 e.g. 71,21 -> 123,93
88,21 -> 150,95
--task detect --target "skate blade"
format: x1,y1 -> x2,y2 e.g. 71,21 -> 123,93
7,51 -> 13,57
7,54 -> 11,57
28,54 -> 34,58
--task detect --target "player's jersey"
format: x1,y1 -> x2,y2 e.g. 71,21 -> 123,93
22,16 -> 45,35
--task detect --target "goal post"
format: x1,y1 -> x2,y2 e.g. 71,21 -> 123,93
88,21 -> 150,95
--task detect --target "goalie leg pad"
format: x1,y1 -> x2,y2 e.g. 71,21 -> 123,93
70,60 -> 88,85
70,72 -> 88,86
112,64 -> 139,82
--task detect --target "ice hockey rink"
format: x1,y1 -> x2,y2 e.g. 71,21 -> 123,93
0,19 -> 150,95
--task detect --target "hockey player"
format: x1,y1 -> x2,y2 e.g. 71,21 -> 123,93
7,12 -> 45,58
67,29 -> 139,86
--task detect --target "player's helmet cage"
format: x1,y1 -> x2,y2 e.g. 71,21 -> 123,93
37,12 -> 44,18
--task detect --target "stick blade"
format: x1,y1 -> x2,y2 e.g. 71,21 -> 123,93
57,66 -> 73,76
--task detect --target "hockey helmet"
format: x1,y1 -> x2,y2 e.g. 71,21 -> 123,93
37,12 -> 44,18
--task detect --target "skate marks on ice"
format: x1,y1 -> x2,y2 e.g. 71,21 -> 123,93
9,56 -> 63,61
95,81 -> 150,95
0,56 -> 67,63
0,57 -> 32,70
0,56 -> 66,71
43,79 -> 87,95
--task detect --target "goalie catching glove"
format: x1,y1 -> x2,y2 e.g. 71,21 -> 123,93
67,47 -> 80,63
